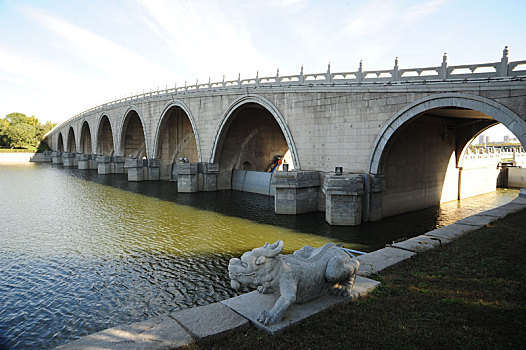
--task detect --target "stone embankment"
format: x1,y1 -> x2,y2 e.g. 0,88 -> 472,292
56,190 -> 526,350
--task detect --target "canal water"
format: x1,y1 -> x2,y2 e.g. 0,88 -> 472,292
0,160 -> 519,349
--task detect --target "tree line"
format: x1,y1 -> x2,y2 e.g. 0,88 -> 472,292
0,113 -> 56,150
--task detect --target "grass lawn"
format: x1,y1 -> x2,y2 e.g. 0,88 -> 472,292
193,208 -> 526,350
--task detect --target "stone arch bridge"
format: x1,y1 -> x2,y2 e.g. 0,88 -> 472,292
44,48 -> 526,225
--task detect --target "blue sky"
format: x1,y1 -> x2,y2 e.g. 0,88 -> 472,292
1,0 -> 525,127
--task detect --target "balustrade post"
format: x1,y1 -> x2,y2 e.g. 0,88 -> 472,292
392,57 -> 400,81
299,65 -> 304,84
325,62 -> 332,83
499,46 -> 509,76
439,53 -> 448,79
255,71 -> 260,87
357,60 -> 364,83
276,68 -> 281,84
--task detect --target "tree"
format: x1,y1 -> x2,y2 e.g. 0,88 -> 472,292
0,112 -> 56,149
4,123 -> 37,148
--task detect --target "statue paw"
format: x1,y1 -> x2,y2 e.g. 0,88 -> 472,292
329,284 -> 352,297
257,310 -> 274,325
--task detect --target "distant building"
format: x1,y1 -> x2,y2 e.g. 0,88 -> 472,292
504,135 -> 510,142
478,135 -> 485,144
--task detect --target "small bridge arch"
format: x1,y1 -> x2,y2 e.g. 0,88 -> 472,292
153,101 -> 201,180
96,114 -> 115,156
120,106 -> 148,159
66,126 -> 77,153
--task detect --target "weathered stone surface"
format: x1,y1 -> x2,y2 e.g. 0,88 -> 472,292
221,276 -> 379,334
271,170 -> 320,188
55,315 -> 192,350
357,247 -> 415,276
171,302 -> 248,341
228,241 -> 359,326
425,222 -> 478,241
390,235 -> 443,253
456,214 -> 497,227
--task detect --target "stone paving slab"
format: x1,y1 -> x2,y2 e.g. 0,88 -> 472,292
356,247 -> 416,276
171,302 -> 249,341
456,214 -> 497,227
56,314 -> 192,350
221,276 -> 379,335
424,222 -> 478,242
390,234 -> 443,253
478,206 -> 518,219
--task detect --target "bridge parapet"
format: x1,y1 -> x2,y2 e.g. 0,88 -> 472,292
47,47 -> 526,136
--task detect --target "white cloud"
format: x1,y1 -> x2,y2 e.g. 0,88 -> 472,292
137,0 -> 274,81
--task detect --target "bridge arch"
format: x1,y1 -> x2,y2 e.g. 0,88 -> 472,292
57,132 -> 64,152
369,93 -> 526,175
66,126 -> 77,153
79,120 -> 93,154
96,114 -> 115,155
120,106 -> 148,158
210,94 -> 299,190
153,101 -> 201,180
368,93 -> 526,218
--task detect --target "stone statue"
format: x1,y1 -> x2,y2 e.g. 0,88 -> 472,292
228,240 -> 360,325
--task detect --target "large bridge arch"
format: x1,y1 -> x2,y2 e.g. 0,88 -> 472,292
120,106 -> 148,158
210,95 -> 300,190
79,120 -> 93,154
369,93 -> 526,175
368,93 -> 526,217
66,126 -> 77,153
96,114 -> 115,156
153,101 -> 201,180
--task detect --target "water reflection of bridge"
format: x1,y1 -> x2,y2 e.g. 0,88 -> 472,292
40,47 -> 526,226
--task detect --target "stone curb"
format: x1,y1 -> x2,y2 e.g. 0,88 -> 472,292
55,195 -> 526,349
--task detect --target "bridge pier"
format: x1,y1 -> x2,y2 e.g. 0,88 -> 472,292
124,158 -> 145,182
112,156 -> 125,174
198,163 -> 219,191
272,170 -> 320,214
97,155 -> 112,175
62,153 -> 77,167
174,163 -> 199,192
77,154 -> 90,169
51,151 -> 63,164
322,173 -> 364,226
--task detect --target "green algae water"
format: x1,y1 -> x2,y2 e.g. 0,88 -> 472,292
0,161 -> 518,349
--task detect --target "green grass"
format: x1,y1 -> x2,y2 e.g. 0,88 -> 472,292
192,209 -> 526,350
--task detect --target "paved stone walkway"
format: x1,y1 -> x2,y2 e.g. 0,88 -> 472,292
56,194 -> 526,349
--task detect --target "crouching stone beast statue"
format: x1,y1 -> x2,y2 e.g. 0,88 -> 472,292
228,240 -> 359,325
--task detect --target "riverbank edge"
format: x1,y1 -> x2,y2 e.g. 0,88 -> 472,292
54,190 -> 526,350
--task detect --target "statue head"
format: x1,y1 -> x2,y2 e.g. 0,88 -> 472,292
228,240 -> 284,290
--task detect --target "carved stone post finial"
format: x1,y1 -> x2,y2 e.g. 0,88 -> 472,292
326,62 -> 332,83
276,68 -> 281,84
300,64 -> 304,84
358,60 -> 363,83
500,46 -> 510,76
222,74 -> 226,87
440,52 -> 448,79
256,70 -> 260,86
393,57 -> 400,81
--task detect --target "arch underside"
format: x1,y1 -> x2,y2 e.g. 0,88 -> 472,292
67,128 -> 76,153
80,122 -> 92,154
57,133 -> 64,152
121,111 -> 146,158
97,116 -> 114,156
156,107 -> 198,180
214,103 -> 291,190
372,94 -> 526,218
